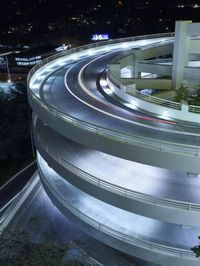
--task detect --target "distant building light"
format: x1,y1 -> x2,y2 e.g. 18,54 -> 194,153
193,4 -> 200,8
16,59 -> 41,66
91,34 -> 109,41
177,4 -> 185,8
15,55 -> 42,66
15,55 -> 41,62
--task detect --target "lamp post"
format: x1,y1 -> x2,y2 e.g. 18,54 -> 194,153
5,55 -> 11,83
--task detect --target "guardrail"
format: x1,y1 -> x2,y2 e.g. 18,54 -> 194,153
110,41 -> 174,65
27,32 -> 174,85
36,135 -> 200,212
107,70 -> 181,110
39,164 -> 197,259
133,89 -> 181,109
140,58 -> 173,64
27,32 -> 200,157
29,90 -> 200,157
189,105 -> 200,114
106,43 -> 200,114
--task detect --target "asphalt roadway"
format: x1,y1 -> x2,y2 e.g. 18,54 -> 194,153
39,53 -> 200,148
0,161 -> 37,214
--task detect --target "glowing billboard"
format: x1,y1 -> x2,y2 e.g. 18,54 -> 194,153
91,34 -> 109,41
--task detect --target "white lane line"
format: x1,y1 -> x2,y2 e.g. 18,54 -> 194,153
64,61 -> 173,133
77,54 -> 179,127
64,50 -> 200,137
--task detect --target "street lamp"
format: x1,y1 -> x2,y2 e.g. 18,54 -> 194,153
5,55 -> 11,82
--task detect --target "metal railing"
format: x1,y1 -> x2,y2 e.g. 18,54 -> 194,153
27,32 -> 174,85
36,134 -> 200,212
110,41 -> 173,65
27,32 -> 200,157
29,91 -> 200,157
39,165 -> 197,260
189,104 -> 200,114
108,69 -> 200,115
133,87 -> 181,109
140,58 -> 173,64
107,71 -> 181,110
106,45 -> 200,114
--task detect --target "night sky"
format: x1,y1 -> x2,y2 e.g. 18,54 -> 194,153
0,0 -> 200,45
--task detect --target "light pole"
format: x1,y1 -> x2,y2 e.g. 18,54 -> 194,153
5,55 -> 11,82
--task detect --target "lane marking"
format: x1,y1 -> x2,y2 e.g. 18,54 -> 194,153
64,50 -> 200,137
78,53 -> 177,125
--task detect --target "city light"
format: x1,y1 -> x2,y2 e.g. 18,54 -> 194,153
91,34 -> 109,41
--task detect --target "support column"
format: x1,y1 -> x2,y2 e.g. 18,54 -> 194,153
133,50 -> 142,78
172,21 -> 192,89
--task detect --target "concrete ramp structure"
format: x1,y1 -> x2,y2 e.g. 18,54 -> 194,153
28,26 -> 200,266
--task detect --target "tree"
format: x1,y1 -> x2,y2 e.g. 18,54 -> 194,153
188,84 -> 200,106
0,80 -> 33,185
0,229 -> 83,266
174,83 -> 189,102
0,228 -> 84,266
191,236 -> 200,257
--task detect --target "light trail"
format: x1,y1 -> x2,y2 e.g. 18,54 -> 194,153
66,64 -> 200,136
77,53 -> 177,125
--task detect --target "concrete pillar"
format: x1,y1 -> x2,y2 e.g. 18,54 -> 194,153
172,21 -> 192,90
180,100 -> 189,112
126,84 -> 136,94
133,51 -> 142,78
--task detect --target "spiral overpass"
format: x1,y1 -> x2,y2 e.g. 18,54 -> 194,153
28,33 -> 200,266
